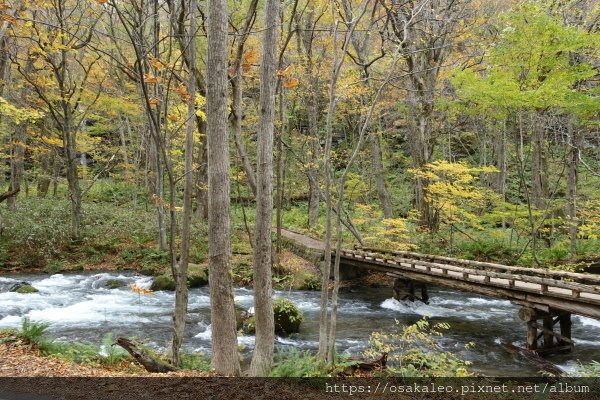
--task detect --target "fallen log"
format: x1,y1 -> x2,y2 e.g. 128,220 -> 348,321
116,337 -> 177,373
0,188 -> 20,203
503,343 -> 563,376
343,353 -> 387,375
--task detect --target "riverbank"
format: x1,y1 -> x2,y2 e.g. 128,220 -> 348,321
0,331 -> 208,377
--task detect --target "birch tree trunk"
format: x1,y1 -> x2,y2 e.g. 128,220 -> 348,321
207,0 -> 240,376
249,0 -> 280,376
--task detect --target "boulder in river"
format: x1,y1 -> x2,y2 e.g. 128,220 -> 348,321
240,297 -> 303,335
103,279 -> 126,289
14,284 -> 39,294
187,263 -> 209,288
150,275 -> 176,291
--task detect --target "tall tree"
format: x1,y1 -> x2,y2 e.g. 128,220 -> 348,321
14,0 -> 104,239
206,0 -> 240,376
384,0 -> 472,230
249,0 -> 280,376
171,0 -> 198,367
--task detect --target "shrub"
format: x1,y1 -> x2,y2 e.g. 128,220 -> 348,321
364,318 -> 471,377
269,349 -> 327,377
19,318 -> 49,345
179,353 -> 211,372
44,260 -> 64,274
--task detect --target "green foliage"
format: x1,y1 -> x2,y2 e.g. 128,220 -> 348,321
231,262 -> 254,286
179,353 -> 212,372
99,333 -> 129,365
273,297 -> 304,334
44,260 -> 64,274
19,318 -> 50,346
269,349 -> 329,377
364,318 -> 471,377
410,161 -> 500,231
452,2 -> 599,118
296,272 -> 321,291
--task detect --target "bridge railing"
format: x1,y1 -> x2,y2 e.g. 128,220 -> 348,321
355,247 -> 600,286
338,249 -> 600,307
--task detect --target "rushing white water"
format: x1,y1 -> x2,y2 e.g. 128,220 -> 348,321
0,271 -> 599,376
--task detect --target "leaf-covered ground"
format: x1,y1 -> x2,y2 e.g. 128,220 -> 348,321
0,333 -> 206,377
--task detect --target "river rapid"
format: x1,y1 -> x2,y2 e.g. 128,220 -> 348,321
1,271 -> 598,376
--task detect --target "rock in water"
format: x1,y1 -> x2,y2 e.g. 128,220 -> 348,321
103,279 -> 126,289
150,275 -> 176,291
14,284 -> 39,294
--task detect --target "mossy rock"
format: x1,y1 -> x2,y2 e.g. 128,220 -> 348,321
150,275 -> 176,291
273,297 -> 303,334
104,279 -> 126,289
187,273 -> 208,288
240,298 -> 303,335
187,263 -> 209,288
14,284 -> 39,294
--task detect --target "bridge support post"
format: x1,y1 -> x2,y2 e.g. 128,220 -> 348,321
518,307 -> 573,355
393,278 -> 429,304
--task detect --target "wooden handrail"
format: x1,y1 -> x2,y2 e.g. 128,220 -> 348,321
355,247 -> 600,285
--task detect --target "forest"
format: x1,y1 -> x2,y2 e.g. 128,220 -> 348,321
0,0 -> 598,382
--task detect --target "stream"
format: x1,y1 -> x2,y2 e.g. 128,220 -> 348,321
1,271 -> 599,376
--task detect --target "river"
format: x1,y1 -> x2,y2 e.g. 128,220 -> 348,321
0,271 -> 598,376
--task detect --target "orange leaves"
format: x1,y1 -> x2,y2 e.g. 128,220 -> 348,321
174,82 -> 190,101
243,49 -> 259,64
1,13 -> 17,24
278,65 -> 299,89
282,78 -> 299,89
148,97 -> 160,105
94,0 -> 109,4
130,283 -> 154,295
144,74 -> 161,84
277,65 -> 292,77
149,57 -> 165,71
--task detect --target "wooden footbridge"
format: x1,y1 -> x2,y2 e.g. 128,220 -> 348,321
279,229 -> 600,355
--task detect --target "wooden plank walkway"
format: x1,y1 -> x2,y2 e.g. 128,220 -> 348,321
279,229 -> 600,320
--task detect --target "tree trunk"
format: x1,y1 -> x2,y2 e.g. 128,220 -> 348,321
369,131 -> 393,218
7,123 -> 25,210
531,112 -> 548,210
249,0 -> 279,376
232,77 -> 257,196
206,0 -> 240,376
195,123 -> 208,220
64,121 -> 81,240
566,121 -> 580,256
171,0 -> 197,367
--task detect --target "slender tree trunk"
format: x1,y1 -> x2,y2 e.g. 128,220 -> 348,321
369,131 -> 393,218
531,112 -> 548,209
229,0 -> 258,197
37,149 -> 53,198
231,77 -> 257,196
172,0 -> 197,367
249,0 -> 279,376
207,0 -> 240,376
195,128 -> 208,220
8,124 -> 25,210
566,121 -> 580,256
63,115 -> 81,240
